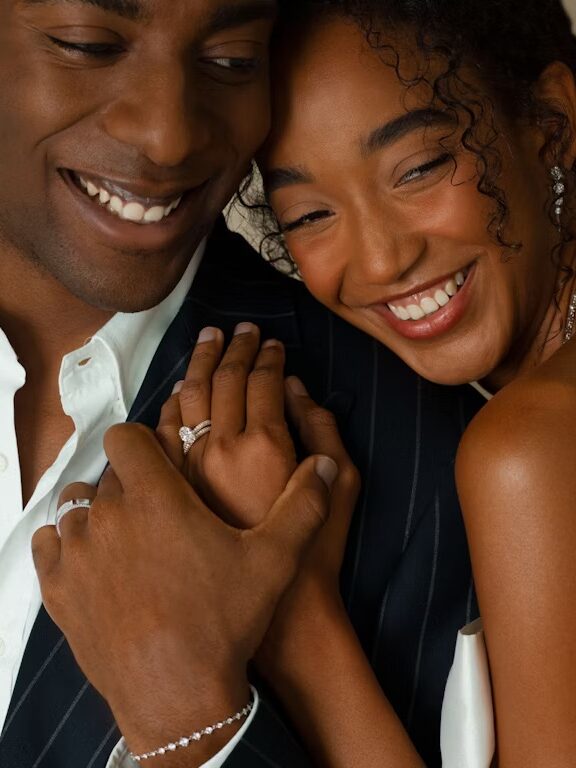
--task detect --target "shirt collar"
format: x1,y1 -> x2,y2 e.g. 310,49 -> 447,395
92,240 -> 206,413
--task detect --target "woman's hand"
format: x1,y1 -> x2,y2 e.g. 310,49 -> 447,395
156,323 -> 297,528
256,375 -> 361,675
156,321 -> 361,657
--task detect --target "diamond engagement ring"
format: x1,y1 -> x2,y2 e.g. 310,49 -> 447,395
55,498 -> 93,537
179,420 -> 212,455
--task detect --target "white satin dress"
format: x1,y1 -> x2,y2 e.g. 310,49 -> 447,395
440,381 -> 495,768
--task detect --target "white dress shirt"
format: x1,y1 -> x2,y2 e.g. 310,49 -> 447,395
0,241 -> 256,767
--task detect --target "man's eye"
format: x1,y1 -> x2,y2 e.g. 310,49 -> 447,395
47,35 -> 124,58
397,153 -> 453,186
281,210 -> 334,233
199,56 -> 262,81
207,57 -> 259,70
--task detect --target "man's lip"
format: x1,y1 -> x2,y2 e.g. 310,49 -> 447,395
59,166 -> 210,252
365,265 -> 473,308
63,168 -> 207,204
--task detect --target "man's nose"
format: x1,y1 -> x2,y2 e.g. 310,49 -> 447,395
100,64 -> 213,168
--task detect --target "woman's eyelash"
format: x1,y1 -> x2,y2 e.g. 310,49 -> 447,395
47,36 -> 124,58
400,153 -> 453,184
281,210 -> 334,233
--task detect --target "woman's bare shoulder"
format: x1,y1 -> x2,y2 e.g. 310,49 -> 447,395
458,341 -> 576,497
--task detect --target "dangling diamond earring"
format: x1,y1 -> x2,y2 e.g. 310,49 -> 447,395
551,166 -> 566,229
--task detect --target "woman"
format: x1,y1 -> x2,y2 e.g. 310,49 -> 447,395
166,0 -> 576,765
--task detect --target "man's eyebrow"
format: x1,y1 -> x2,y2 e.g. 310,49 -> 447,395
204,1 -> 277,36
362,108 -> 457,155
20,0 -> 145,22
263,166 -> 313,195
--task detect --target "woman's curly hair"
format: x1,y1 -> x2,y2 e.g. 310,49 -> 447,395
231,0 -> 576,280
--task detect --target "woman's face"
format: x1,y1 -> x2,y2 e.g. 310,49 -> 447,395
260,16 -> 560,386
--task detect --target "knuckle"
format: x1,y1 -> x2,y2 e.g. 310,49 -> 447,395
213,360 -> 246,386
191,347 -> 217,364
248,365 -> 277,387
307,406 -> 338,431
298,485 -> 327,524
179,377 -> 210,405
105,422 -> 150,444
341,463 -> 361,494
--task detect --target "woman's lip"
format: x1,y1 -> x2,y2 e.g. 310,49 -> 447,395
381,267 -> 467,306
59,169 -> 210,253
367,263 -> 477,340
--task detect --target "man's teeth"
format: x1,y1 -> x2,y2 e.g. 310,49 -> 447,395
78,175 -> 182,224
388,271 -> 467,321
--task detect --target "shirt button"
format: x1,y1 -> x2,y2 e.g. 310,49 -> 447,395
0,637 -> 6,656
0,454 -> 8,474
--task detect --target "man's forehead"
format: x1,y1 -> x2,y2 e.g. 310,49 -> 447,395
16,0 -> 277,27
19,0 -> 144,21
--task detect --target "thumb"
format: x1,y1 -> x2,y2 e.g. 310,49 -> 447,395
256,455 -> 338,567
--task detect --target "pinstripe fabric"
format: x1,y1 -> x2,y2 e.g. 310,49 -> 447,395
0,221 -> 486,768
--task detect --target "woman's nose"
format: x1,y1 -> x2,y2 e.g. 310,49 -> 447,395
344,218 -> 427,290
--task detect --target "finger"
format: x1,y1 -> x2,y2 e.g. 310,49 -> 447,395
211,323 -> 260,437
32,524 -> 61,579
57,482 -> 98,509
56,482 -> 97,537
103,422 -> 187,494
178,327 -> 224,434
98,465 -> 123,498
246,339 -> 286,431
285,377 -> 348,461
256,455 -> 338,576
156,386 -> 187,468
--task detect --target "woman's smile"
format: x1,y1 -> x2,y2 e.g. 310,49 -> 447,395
362,263 -> 476,340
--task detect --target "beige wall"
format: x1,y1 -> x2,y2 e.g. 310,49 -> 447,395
566,0 -> 576,26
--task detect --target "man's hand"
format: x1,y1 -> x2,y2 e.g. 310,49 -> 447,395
31,424 -> 337,764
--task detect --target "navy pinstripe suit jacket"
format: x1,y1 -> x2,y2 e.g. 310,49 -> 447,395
0,221 -> 485,768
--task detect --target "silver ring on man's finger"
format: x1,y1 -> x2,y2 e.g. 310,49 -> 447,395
55,498 -> 93,537
179,420 -> 212,455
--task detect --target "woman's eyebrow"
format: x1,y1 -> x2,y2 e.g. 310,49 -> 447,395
362,108 -> 457,155
263,166 -> 314,195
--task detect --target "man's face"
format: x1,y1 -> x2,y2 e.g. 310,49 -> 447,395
0,0 -> 275,312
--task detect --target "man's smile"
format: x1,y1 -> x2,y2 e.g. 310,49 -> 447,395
62,169 -> 210,225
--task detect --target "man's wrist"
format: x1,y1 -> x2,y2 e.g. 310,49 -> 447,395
111,673 -> 252,766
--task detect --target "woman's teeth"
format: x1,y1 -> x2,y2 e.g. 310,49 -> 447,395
387,270 -> 467,321
78,175 -> 182,225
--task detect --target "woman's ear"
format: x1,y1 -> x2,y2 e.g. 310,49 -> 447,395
532,61 -> 576,167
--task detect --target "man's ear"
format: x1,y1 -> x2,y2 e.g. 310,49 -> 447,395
532,61 -> 576,167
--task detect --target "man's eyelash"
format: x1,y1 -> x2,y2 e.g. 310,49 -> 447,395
399,153 -> 453,184
47,36 -> 124,58
282,210 -> 334,233
202,57 -> 260,72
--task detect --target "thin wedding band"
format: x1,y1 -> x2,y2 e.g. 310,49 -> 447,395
179,420 -> 212,455
55,498 -> 92,537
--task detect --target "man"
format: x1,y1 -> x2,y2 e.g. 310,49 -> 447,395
0,0 -> 484,766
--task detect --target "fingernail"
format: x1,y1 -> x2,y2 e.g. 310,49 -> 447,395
262,338 -> 282,349
287,376 -> 308,396
172,380 -> 184,394
315,456 -> 339,490
197,327 -> 218,343
234,322 -> 257,336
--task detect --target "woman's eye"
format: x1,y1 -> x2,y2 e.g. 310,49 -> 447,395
281,210 -> 334,233
47,35 -> 124,58
397,153 -> 453,186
